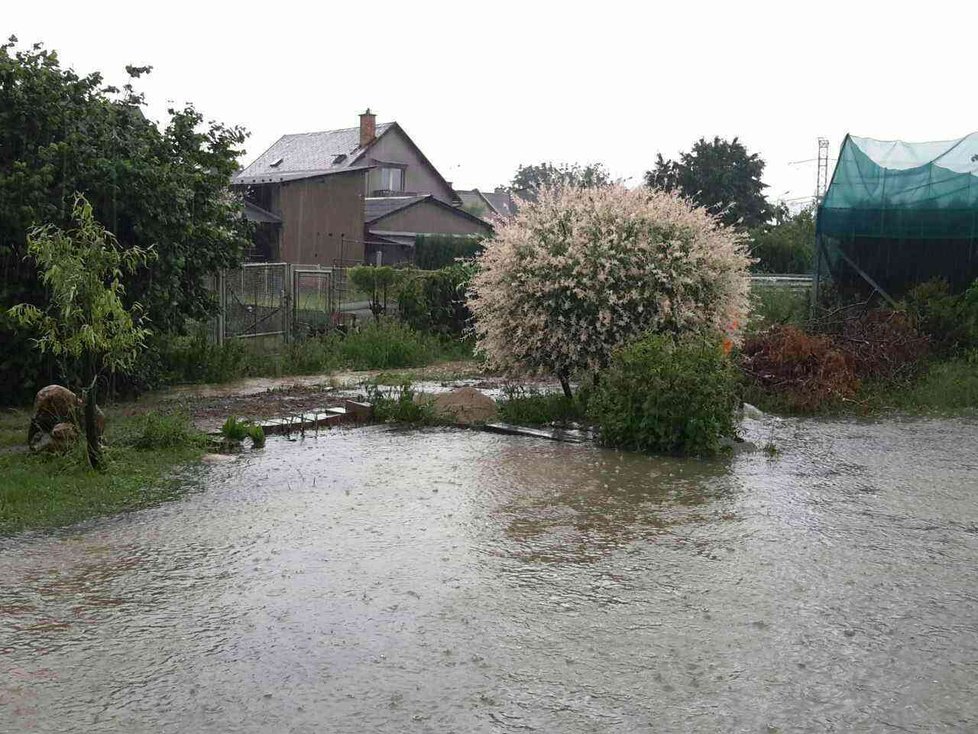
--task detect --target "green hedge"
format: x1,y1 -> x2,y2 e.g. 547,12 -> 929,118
414,234 -> 485,270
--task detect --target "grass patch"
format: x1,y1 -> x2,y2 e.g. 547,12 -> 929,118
0,411 -> 206,535
747,285 -> 810,333
859,357 -> 978,414
496,388 -> 586,427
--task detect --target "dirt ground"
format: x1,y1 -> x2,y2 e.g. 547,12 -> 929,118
125,361 -> 531,433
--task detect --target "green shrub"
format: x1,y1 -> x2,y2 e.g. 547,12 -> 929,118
905,279 -> 978,356
748,206 -> 815,274
414,234 -> 484,270
398,263 -> 476,337
748,286 -> 809,331
348,266 -> 402,320
123,411 -> 206,450
366,383 -> 442,425
496,387 -> 586,426
589,333 -> 740,456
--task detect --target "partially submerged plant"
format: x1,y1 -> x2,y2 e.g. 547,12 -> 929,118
220,416 -> 265,448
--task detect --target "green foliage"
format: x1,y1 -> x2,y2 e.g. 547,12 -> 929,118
589,333 -> 740,456
889,352 -> 978,413
366,383 -> 442,425
398,263 -> 476,337
220,416 -> 265,447
8,195 -> 156,382
348,265 -> 402,320
0,38 -> 250,404
904,279 -> 978,356
154,332 -> 248,385
511,162 -> 611,192
748,205 -> 815,273
496,386 -> 586,427
646,136 -> 773,229
748,286 -> 810,332
123,411 -> 206,450
414,234 -> 485,270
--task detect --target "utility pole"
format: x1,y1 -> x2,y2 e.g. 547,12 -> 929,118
811,137 -> 831,313
815,137 -> 830,205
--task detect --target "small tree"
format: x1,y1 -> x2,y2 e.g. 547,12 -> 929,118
348,265 -> 401,322
468,186 -> 751,396
9,194 -> 156,467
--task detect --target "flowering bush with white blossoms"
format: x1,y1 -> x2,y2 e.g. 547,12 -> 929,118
468,185 -> 752,393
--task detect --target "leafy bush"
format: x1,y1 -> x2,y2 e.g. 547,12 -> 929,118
123,411 -> 206,450
589,333 -> 740,456
469,185 -> 751,395
348,266 -> 402,320
742,325 -> 859,412
398,263 -> 476,337
905,279 -> 978,356
414,234 -> 485,270
366,383 -> 442,425
496,386 -> 586,427
748,206 -> 815,273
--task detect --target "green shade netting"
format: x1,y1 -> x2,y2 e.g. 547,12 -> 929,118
817,133 -> 978,295
818,133 -> 978,239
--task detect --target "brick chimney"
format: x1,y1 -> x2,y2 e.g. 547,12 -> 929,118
359,108 -> 376,148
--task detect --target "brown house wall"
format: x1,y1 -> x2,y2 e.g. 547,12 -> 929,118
372,202 -> 491,236
277,172 -> 365,266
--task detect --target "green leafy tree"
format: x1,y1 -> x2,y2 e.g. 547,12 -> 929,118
0,37 -> 251,403
748,204 -> 815,273
645,137 -> 773,229
510,162 -> 611,192
9,195 -> 156,467
348,266 -> 402,321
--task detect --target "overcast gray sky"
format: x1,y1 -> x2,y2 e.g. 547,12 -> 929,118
7,1 -> 976,206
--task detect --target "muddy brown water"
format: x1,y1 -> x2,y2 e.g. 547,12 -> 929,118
2,416 -> 978,732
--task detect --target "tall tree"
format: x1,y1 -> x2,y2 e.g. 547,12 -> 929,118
645,137 -> 773,229
0,37 -> 251,403
749,204 -> 815,273
510,162 -> 611,192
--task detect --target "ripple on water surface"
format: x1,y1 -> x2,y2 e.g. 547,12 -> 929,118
1,417 -> 978,732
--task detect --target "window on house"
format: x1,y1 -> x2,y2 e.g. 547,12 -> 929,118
378,167 -> 403,192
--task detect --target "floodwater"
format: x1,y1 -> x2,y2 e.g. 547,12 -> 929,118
2,416 -> 978,733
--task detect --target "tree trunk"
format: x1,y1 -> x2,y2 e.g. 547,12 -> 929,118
84,380 -> 103,470
558,370 -> 572,399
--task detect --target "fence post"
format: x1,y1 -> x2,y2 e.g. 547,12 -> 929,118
284,264 -> 292,344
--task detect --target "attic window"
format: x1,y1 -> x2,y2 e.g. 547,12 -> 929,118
269,157 -> 284,168
333,154 -> 347,165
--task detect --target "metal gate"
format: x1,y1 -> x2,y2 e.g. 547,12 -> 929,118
292,267 -> 336,335
218,263 -> 290,342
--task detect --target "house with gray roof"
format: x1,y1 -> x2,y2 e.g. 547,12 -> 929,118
234,110 -> 489,265
456,188 -> 520,220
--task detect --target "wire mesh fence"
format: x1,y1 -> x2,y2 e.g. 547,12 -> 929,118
206,263 -> 368,344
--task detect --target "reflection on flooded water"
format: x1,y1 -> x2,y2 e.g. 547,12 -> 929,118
2,416 -> 978,732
